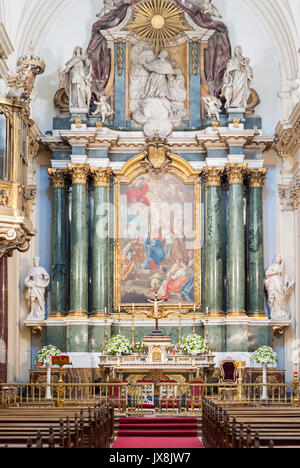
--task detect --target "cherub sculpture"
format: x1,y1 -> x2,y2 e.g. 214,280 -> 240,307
203,95 -> 222,122
92,95 -> 114,123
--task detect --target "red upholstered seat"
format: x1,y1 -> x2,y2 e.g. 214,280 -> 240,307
219,358 -> 237,383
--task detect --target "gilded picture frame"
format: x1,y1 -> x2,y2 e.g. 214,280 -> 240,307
113,148 -> 201,317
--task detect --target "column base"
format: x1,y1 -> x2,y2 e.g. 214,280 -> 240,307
226,310 -> 248,318
248,312 -> 267,320
68,311 -> 88,319
48,312 -> 65,319
207,311 -> 226,318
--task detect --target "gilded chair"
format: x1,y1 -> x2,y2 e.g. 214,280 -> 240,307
158,380 -> 180,412
107,378 -> 128,413
136,380 -> 155,412
218,357 -> 238,400
186,378 -> 204,412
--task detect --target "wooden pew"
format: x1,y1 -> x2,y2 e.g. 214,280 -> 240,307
202,398 -> 300,448
0,402 -> 114,448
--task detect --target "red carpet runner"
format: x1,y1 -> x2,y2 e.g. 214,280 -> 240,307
113,417 -> 204,448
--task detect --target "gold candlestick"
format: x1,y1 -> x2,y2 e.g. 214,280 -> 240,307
205,307 -> 209,349
118,306 -> 121,335
178,314 -> 182,345
131,304 -> 135,346
104,308 -> 108,343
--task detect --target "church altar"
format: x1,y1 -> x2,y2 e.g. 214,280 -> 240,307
98,353 -> 215,382
24,0 -> 291,376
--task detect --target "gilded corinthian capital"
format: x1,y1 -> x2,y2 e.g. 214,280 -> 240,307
48,169 -> 68,189
247,168 -> 267,188
225,163 -> 248,184
90,167 -> 113,187
68,164 -> 89,184
203,167 -> 224,187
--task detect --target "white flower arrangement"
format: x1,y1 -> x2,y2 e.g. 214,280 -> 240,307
252,346 -> 278,367
181,334 -> 208,356
35,345 -> 62,366
104,335 -> 133,356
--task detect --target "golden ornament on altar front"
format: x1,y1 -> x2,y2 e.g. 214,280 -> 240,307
127,0 -> 190,53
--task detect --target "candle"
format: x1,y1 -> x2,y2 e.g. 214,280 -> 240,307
194,304 -> 196,313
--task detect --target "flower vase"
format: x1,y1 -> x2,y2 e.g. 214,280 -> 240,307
262,363 -> 267,400
46,362 -> 52,400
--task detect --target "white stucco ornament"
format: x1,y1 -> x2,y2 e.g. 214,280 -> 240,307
265,255 -> 295,320
25,257 -> 50,321
221,46 -> 253,110
129,44 -> 187,137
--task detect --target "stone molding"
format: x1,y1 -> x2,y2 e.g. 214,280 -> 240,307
275,102 -> 300,158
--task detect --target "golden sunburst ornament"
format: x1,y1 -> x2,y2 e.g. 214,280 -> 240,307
127,0 -> 190,52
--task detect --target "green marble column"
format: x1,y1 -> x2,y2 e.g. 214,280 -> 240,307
90,168 -> 112,316
68,165 -> 89,317
204,167 -> 224,316
48,169 -> 68,317
226,164 -> 247,317
248,169 -> 267,317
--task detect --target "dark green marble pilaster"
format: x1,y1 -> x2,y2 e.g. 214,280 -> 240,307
92,181 -> 109,315
226,165 -> 247,316
49,170 -> 68,317
248,170 -> 266,317
206,183 -> 223,315
69,168 -> 88,316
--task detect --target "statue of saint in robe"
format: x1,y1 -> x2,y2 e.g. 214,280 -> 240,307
143,51 -> 175,100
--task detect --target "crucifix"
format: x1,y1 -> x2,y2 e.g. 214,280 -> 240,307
147,292 -> 165,336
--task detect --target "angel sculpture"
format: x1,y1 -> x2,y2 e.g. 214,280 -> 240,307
265,255 -> 295,320
97,0 -> 119,18
198,0 -> 222,18
203,95 -> 222,122
92,95 -> 114,123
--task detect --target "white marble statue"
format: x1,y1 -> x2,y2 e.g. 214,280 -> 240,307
62,46 -> 92,112
129,44 -> 187,137
25,257 -> 50,321
265,255 -> 295,320
92,95 -> 114,122
97,0 -> 118,18
203,95 -> 222,122
221,46 -> 253,110
197,0 -> 222,18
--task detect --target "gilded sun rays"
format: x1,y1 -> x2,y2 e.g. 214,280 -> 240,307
127,0 -> 190,52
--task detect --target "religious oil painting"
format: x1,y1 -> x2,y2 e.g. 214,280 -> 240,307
115,170 -> 201,308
